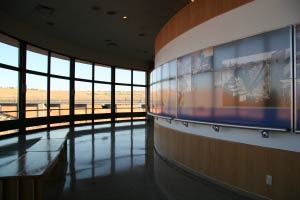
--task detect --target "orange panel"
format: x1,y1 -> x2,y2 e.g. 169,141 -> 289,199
155,0 -> 253,54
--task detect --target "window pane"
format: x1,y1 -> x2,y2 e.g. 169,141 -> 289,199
0,34 -> 19,67
26,74 -> 47,118
0,68 -> 18,121
51,53 -> 70,77
115,85 -> 131,113
75,81 -> 92,114
133,71 -> 146,85
26,45 -> 48,73
133,86 -> 146,112
50,78 -> 69,116
116,68 -> 131,84
95,83 -> 111,114
75,60 -> 92,80
95,65 -> 111,82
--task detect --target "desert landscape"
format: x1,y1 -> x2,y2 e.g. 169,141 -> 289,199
0,87 -> 146,134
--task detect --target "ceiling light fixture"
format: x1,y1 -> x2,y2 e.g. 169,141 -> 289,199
138,33 -> 147,37
91,6 -> 100,11
106,42 -> 118,47
106,11 -> 117,15
123,16 -> 128,19
35,4 -> 55,15
46,22 -> 55,26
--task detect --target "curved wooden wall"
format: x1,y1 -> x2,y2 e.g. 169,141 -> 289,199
154,123 -> 300,200
155,0 -> 253,54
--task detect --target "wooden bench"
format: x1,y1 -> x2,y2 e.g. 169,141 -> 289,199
0,131 -> 68,200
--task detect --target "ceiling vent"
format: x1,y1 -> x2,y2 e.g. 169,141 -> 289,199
35,4 -> 55,15
106,42 -> 118,47
91,6 -> 101,11
138,33 -> 147,37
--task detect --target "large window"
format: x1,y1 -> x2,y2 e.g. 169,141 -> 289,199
0,34 -> 19,68
26,74 -> 47,118
0,34 -> 19,135
133,87 -> 146,112
25,45 -> 48,119
0,34 -> 19,125
115,69 -> 147,117
50,78 -> 69,116
94,64 -> 111,118
94,83 -> 111,114
95,65 -> 111,82
133,71 -> 146,85
0,68 -> 19,120
75,60 -> 92,80
75,60 -> 93,116
116,68 -> 131,84
50,53 -> 70,77
0,32 -> 148,135
26,45 -> 48,73
75,81 -> 92,115
115,85 -> 131,113
50,53 -> 70,117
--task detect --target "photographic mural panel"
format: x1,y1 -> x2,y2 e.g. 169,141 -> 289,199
150,26 -> 291,130
155,67 -> 162,114
190,47 -> 214,121
213,27 -> 291,128
161,63 -> 170,116
177,54 -> 192,118
169,59 -> 177,117
296,24 -> 300,130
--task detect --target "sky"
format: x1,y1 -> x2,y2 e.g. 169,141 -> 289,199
0,42 -> 146,91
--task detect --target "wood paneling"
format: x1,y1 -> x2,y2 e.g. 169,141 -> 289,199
155,0 -> 253,54
154,123 -> 300,200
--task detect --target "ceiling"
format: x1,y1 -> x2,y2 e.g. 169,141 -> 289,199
0,0 -> 190,71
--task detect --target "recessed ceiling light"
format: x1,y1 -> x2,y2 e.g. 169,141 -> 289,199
191,0 -> 195,2
106,42 -> 118,47
35,4 -> 55,15
106,11 -> 117,15
123,16 -> 128,19
138,33 -> 147,37
46,22 -> 55,26
91,6 -> 100,10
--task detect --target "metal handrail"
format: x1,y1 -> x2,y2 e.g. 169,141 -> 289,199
174,118 -> 288,132
147,112 -> 288,132
147,112 -> 173,121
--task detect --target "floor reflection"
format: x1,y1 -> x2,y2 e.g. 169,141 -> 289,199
57,120 -> 251,200
59,121 -> 167,200
0,121 -> 252,200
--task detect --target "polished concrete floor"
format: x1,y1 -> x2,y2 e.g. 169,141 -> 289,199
0,121 -> 252,200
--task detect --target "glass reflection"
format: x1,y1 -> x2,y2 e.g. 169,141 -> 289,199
65,122 -> 146,188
